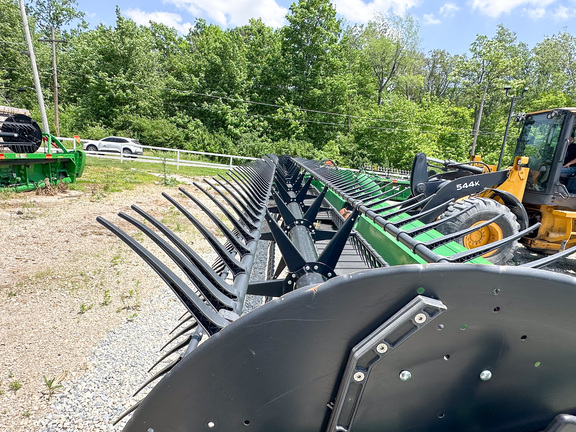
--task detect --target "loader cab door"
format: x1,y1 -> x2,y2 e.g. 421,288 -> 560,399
514,110 -> 575,205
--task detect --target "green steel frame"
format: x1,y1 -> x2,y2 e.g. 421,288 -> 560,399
0,134 -> 86,192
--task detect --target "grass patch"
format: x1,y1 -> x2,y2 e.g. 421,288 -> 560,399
81,156 -> 221,184
9,380 -> 21,392
73,156 -> 223,196
1,154 -> 224,199
77,159 -> 159,192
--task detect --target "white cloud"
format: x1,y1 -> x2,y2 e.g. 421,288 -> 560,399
552,5 -> 576,20
439,3 -> 459,17
525,7 -> 546,19
163,0 -> 288,28
423,13 -> 441,25
331,0 -> 419,23
470,0 -> 556,18
125,8 -> 193,33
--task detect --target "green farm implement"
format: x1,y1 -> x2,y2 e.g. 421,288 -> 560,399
98,153 -> 576,432
0,113 -> 85,192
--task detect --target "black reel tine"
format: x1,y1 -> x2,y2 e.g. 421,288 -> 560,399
133,357 -> 182,397
391,199 -> 454,228
118,212 -> 237,311
160,322 -> 198,351
403,205 -> 472,237
96,217 -> 229,336
211,177 -> 260,226
130,205 -> 237,298
193,181 -> 254,242
169,314 -> 195,335
149,337 -> 191,373
413,213 -> 505,252
179,187 -> 251,257
444,223 -> 542,264
112,401 -> 140,426
162,193 -> 246,276
521,244 -> 576,268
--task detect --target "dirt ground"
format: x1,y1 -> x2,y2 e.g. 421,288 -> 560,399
0,181 -> 214,431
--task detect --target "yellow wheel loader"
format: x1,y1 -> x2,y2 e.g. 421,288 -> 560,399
409,107 -> 576,261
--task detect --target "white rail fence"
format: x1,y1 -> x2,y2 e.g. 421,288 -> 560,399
49,138 -> 410,178
53,137 -> 258,170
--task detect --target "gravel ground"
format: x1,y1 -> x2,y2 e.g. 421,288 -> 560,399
0,180 -> 239,431
37,238 -> 269,432
2,181 -> 576,431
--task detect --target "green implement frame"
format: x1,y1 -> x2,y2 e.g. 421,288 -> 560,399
313,174 -> 489,266
0,134 -> 86,192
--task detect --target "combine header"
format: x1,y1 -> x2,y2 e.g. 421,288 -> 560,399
0,2 -> 85,192
0,112 -> 85,191
99,155 -> 576,431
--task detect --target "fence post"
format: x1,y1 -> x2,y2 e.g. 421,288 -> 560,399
177,150 -> 180,170
120,150 -> 123,164
229,156 -> 233,169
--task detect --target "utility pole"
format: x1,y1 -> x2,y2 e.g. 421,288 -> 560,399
18,0 -> 50,135
40,28 -> 66,137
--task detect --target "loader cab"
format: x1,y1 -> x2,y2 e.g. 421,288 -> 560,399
514,108 -> 576,207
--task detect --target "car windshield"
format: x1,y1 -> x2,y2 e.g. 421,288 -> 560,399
515,111 -> 566,191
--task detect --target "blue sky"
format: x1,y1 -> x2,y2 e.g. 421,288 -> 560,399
74,0 -> 576,54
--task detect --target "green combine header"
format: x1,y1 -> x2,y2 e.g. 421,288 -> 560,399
0,113 -> 85,192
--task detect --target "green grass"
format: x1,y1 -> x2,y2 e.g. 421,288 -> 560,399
87,156 -> 221,178
9,380 -> 21,392
72,156 -> 223,194
0,152 -> 226,199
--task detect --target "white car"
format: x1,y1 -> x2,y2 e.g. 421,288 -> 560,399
83,136 -> 143,156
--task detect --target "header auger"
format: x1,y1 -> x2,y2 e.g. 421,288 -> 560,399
99,153 -> 576,432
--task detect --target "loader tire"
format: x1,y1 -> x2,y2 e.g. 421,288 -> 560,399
437,197 -> 520,265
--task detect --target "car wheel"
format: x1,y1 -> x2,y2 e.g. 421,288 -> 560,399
123,148 -> 133,157
86,145 -> 97,152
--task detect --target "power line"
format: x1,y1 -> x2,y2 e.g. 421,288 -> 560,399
58,70 -> 501,137
164,101 -> 483,137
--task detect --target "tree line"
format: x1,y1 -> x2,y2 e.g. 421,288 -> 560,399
1,0 -> 575,169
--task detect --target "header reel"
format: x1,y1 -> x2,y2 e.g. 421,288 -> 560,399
99,155 -> 576,432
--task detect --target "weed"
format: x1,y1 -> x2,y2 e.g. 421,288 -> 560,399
111,253 -> 122,266
120,288 -> 141,311
0,389 -> 4,395
127,313 -> 138,322
43,375 -> 63,399
7,291 -> 16,298
34,269 -> 53,279
79,303 -> 93,314
21,199 -> 36,209
9,380 -> 21,392
67,183 -> 85,192
8,372 -> 13,379
162,157 -> 179,187
101,290 -> 111,306
22,410 -> 30,418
